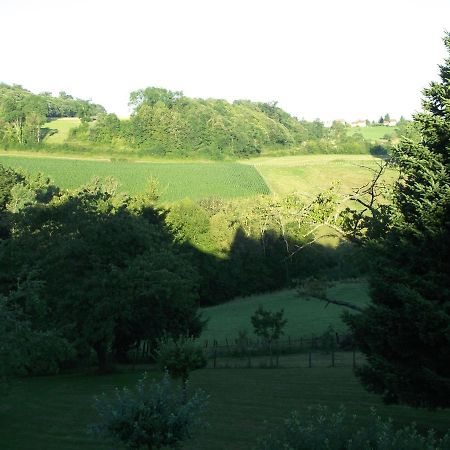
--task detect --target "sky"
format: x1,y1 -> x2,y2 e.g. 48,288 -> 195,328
1,0 -> 450,122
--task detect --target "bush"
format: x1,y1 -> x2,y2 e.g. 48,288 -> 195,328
155,335 -> 207,383
257,406 -> 450,450
90,372 -> 208,450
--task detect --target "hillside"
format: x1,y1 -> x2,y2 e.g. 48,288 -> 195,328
200,280 -> 370,343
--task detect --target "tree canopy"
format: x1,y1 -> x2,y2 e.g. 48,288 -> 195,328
0,170 -> 203,372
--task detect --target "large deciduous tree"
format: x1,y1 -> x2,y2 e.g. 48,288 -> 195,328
0,177 -> 203,372
344,33 -> 450,408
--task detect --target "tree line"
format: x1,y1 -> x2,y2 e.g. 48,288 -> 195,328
0,83 -> 385,157
73,87 -> 379,157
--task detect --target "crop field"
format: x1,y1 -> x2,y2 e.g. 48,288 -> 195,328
42,118 -> 81,143
246,154 -> 396,199
0,155 -> 270,202
200,280 -> 370,343
1,367 -> 449,450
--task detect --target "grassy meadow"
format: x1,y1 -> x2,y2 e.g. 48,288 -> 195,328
246,154 -> 396,199
346,125 -> 395,141
1,367 -> 449,450
42,118 -> 81,144
200,280 -> 370,343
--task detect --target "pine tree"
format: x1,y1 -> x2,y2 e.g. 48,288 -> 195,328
344,33 -> 450,408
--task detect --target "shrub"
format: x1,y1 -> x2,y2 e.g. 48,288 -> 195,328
90,372 -> 208,450
155,335 -> 207,383
257,406 -> 450,450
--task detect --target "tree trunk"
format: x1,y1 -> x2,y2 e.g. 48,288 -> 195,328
93,342 -> 109,373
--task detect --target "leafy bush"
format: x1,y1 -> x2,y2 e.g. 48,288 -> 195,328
258,406 -> 450,450
90,372 -> 208,450
155,335 -> 207,383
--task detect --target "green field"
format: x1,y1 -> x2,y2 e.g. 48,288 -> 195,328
1,367 -> 449,450
246,154 -> 395,199
42,118 -> 81,143
0,152 -> 395,202
346,125 -> 395,141
200,280 -> 369,343
0,155 -> 270,202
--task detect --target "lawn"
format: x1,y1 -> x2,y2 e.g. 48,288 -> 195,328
0,156 -> 269,202
200,280 -> 370,344
1,367 -> 449,450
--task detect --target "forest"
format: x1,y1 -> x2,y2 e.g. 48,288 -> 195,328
0,84 -> 393,158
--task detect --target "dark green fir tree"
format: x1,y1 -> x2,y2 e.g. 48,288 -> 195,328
345,33 -> 450,408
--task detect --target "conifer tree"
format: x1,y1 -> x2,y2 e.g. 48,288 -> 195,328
345,33 -> 450,408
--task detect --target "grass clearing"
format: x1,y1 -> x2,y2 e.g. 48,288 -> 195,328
1,367 -> 449,450
0,155 -> 269,202
42,118 -> 81,144
200,280 -> 370,343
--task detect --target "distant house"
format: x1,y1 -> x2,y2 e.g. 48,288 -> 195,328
383,119 -> 398,126
350,120 -> 366,128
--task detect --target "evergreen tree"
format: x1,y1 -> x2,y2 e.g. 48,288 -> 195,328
344,34 -> 450,408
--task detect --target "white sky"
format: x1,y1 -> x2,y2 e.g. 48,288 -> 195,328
1,0 -> 449,122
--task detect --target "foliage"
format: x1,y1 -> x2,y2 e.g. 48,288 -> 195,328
257,405 -> 450,450
90,372 -> 208,450
344,33 -> 450,408
251,306 -> 287,343
0,176 -> 204,371
0,278 -> 73,378
155,335 -> 207,383
68,87 -> 375,158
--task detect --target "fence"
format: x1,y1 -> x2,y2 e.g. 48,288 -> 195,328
202,335 -> 363,369
130,334 -> 364,369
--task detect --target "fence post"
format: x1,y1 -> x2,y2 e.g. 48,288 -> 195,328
213,342 -> 217,369
309,350 -> 312,368
276,340 -> 279,368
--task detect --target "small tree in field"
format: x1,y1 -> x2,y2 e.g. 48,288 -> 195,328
251,306 -> 287,366
91,372 -> 208,450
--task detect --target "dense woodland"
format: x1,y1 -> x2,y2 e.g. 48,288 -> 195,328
0,84 -> 397,158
